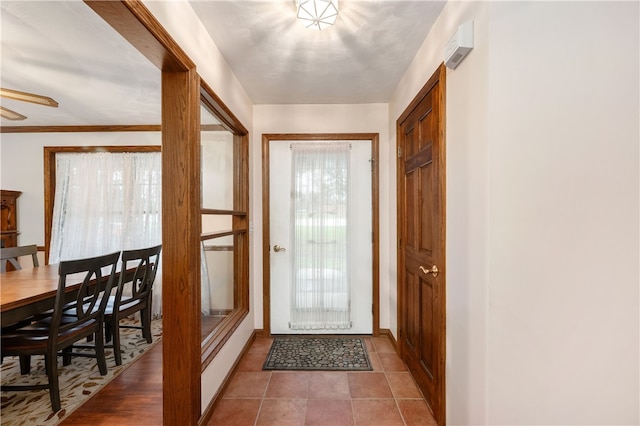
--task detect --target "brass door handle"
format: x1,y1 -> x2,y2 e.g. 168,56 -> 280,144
273,245 -> 286,252
419,265 -> 439,277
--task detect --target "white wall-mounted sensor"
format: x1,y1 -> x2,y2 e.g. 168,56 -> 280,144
444,20 -> 474,69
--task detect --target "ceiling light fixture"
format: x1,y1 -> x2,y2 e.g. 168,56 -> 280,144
0,88 -> 58,107
0,106 -> 27,121
296,0 -> 339,31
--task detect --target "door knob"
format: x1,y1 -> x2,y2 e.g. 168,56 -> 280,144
273,245 -> 286,252
419,265 -> 439,277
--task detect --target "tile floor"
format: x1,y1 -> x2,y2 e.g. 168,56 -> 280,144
207,335 -> 437,425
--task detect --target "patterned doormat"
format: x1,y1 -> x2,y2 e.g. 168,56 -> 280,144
263,336 -> 372,371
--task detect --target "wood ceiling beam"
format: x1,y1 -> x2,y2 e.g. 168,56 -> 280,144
84,1 -> 194,72
1,125 -> 161,133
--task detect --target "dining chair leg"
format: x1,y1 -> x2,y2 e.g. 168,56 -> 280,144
62,347 -> 72,366
141,308 -> 152,343
95,325 -> 108,375
111,321 -> 122,366
19,355 -> 31,374
144,294 -> 153,343
105,322 -> 113,343
44,354 -> 61,412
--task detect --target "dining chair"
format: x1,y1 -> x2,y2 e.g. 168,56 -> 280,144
104,244 -> 161,366
0,244 -> 39,272
1,244 -> 41,330
0,251 -> 120,412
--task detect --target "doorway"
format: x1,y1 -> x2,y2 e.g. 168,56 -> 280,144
396,64 -> 446,424
262,133 -> 380,336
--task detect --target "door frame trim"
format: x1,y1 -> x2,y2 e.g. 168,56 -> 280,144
262,133 -> 380,336
396,63 -> 446,424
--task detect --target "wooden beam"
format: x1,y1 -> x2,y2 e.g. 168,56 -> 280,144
84,1 -> 194,72
200,80 -> 248,135
161,68 -> 201,425
1,125 -> 161,133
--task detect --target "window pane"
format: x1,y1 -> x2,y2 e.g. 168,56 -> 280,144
201,104 -> 234,210
201,235 -> 235,339
202,215 -> 232,234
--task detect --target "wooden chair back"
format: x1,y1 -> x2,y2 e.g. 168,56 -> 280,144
52,251 -> 120,340
0,244 -> 39,272
104,244 -> 161,365
114,244 -> 162,310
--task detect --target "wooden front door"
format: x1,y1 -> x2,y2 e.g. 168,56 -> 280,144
397,64 -> 446,425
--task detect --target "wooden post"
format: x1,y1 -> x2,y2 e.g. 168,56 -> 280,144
162,69 -> 201,424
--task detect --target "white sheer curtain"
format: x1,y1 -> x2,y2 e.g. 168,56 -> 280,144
289,142 -> 351,330
49,152 -> 163,317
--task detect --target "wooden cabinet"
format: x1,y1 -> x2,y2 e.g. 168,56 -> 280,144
1,190 -> 21,249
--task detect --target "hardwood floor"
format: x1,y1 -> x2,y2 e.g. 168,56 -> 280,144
60,341 -> 163,425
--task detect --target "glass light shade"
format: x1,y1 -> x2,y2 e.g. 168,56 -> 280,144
0,106 -> 27,121
297,0 -> 339,31
0,88 -> 58,107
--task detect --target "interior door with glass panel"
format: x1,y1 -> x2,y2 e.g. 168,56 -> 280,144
269,139 -> 373,334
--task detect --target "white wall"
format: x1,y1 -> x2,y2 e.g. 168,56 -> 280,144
486,2 -> 638,424
390,1 -> 639,424
252,103 -> 390,330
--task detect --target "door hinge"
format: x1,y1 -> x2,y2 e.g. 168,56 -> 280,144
397,146 -> 403,158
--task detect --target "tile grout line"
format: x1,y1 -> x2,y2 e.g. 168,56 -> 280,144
379,337 -> 411,425
350,398 -> 357,426
302,370 -> 310,424
253,370 -> 272,426
386,368 -> 409,426
380,360 -> 407,426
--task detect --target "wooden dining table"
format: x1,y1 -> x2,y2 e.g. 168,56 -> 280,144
0,264 -> 120,328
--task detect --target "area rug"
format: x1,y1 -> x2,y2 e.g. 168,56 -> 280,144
263,336 -> 372,371
0,317 -> 162,425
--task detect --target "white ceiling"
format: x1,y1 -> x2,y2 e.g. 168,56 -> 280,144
0,1 -> 161,126
0,1 -> 445,126
190,0 -> 445,104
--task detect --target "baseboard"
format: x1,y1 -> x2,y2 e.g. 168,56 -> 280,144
198,330 -> 258,426
253,328 -> 268,338
379,328 -> 398,351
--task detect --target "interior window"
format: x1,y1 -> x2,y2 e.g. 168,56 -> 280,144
43,146 -> 164,317
199,84 -> 249,367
